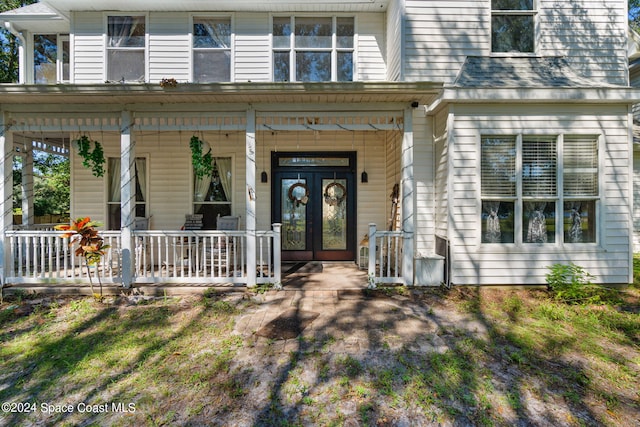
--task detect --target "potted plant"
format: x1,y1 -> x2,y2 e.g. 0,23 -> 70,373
74,135 -> 106,177
190,135 -> 214,179
55,217 -> 110,300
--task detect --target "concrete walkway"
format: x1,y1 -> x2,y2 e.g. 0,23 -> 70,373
280,261 -> 369,290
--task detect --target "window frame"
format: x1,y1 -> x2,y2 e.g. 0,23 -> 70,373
106,156 -> 149,231
490,0 -> 537,55
192,155 -> 235,230
190,14 -> 234,83
271,15 -> 356,82
104,13 -> 148,83
479,133 -> 600,247
32,33 -> 69,84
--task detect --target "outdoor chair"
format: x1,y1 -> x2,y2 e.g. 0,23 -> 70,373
201,215 -> 240,274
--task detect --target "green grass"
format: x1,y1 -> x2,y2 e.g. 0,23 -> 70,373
0,270 -> 638,426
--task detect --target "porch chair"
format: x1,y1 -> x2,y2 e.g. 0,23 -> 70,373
202,215 -> 240,274
133,216 -> 150,276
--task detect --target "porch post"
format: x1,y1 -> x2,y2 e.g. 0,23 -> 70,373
246,108 -> 257,287
368,223 -> 377,288
0,111 -> 14,284
273,223 -> 282,288
401,107 -> 415,286
120,110 -> 135,288
21,143 -> 34,227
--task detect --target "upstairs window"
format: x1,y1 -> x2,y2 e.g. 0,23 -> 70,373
273,16 -> 354,82
107,15 -> 146,82
491,0 -> 535,53
193,17 -> 232,82
34,34 -> 69,83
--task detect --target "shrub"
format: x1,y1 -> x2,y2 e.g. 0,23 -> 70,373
545,263 -> 600,304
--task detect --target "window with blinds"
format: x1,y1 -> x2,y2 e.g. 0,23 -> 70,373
481,136 -> 516,198
564,136 -> 598,197
480,134 -> 599,245
522,137 -> 556,198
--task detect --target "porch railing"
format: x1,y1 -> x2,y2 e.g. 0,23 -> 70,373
367,223 -> 412,286
4,230 -> 123,284
3,226 -> 281,287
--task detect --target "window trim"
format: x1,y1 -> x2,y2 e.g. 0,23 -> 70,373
32,33 -> 69,84
270,14 -> 356,82
104,13 -> 148,83
490,1 -> 538,56
192,154 -> 235,210
106,155 -> 149,230
479,133 -> 601,248
190,14 -> 234,83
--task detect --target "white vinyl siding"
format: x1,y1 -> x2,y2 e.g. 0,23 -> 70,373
538,0 -> 628,86
357,13 -> 386,81
149,13 -> 190,83
403,0 -> 488,83
401,0 -> 627,85
72,12 -> 105,83
446,104 -> 630,286
413,111 -> 436,256
386,0 -> 403,81
235,13 -> 270,82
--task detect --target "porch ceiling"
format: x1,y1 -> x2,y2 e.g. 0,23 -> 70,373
0,82 -> 442,109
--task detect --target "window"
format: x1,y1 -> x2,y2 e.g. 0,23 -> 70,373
194,157 -> 232,229
273,16 -> 354,82
107,157 -> 147,230
34,34 -> 69,83
481,135 -> 598,245
193,17 -> 231,82
491,0 -> 535,53
107,15 -> 145,82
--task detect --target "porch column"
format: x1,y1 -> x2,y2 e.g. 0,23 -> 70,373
246,108 -> 257,287
21,143 -> 34,227
401,107 -> 415,285
120,110 -> 135,288
0,111 -> 14,284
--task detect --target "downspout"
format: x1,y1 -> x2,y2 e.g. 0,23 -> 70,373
4,22 -> 26,84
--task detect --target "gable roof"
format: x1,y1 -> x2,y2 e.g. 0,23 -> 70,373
453,56 -> 609,89
0,2 -> 68,33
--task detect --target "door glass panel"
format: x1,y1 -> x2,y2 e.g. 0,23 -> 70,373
322,178 -> 347,250
282,178 -> 308,250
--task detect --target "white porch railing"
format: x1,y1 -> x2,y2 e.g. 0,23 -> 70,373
4,230 -> 123,284
3,226 -> 282,287
367,223 -> 411,286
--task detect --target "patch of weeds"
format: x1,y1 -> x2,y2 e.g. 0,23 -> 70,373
253,283 -> 275,294
301,396 -> 314,405
503,294 -> 523,321
374,368 -> 396,396
337,355 -> 363,378
546,263 -> 622,305
69,298 -> 95,315
358,401 -> 376,425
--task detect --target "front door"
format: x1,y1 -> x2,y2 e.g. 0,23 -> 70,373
273,152 -> 356,261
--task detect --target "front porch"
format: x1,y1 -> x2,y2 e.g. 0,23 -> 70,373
1,224 -> 409,292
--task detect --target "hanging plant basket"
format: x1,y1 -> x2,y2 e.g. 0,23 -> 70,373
73,135 -> 105,177
190,135 -> 214,179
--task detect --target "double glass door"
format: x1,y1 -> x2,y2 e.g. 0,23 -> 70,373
273,152 -> 356,261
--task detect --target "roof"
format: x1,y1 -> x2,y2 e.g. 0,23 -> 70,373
0,81 -> 443,107
0,2 -> 68,33
453,56 -> 610,89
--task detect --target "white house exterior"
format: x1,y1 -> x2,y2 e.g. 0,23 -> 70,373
0,0 -> 637,288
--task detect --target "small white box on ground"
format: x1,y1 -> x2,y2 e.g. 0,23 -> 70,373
414,255 -> 444,286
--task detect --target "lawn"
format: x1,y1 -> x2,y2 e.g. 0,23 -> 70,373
0,262 -> 638,426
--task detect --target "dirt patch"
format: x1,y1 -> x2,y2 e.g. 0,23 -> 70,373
255,308 -> 320,340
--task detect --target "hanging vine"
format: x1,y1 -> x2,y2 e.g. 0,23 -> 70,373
74,135 -> 106,177
189,135 -> 214,179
